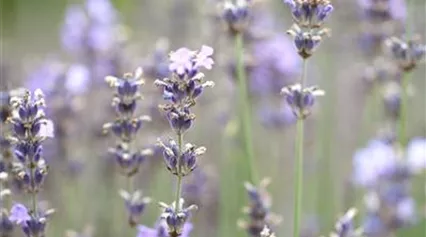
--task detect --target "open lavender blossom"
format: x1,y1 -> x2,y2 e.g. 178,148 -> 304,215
280,84 -> 325,119
9,203 -> 54,237
159,199 -> 197,237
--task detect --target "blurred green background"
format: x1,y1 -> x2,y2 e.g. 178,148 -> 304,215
0,0 -> 425,237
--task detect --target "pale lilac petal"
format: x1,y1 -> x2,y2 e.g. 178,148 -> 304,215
136,225 -> 157,237
9,204 -> 31,224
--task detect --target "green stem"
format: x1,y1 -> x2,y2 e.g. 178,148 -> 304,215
174,132 -> 183,212
235,32 -> 257,184
293,59 -> 307,237
398,72 -> 409,146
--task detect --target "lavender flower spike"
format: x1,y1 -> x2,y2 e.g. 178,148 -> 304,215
287,24 -> 330,59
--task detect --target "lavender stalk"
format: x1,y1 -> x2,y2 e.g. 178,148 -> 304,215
282,1 -> 333,237
235,32 -> 258,184
153,45 -> 215,237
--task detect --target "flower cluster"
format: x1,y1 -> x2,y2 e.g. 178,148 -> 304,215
357,0 -> 406,55
352,138 -> 426,235
238,178 -> 281,237
103,67 -> 152,227
280,84 -> 325,119
153,45 -> 215,237
154,45 -> 214,136
385,36 -> 426,72
5,89 -> 55,237
284,0 -> 334,58
220,0 -> 253,35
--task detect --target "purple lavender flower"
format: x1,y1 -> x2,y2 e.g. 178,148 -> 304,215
85,0 -> 117,24
283,0 -> 334,27
159,199 -> 197,237
0,209 -> 14,236
357,0 -> 406,21
120,190 -> 152,227
250,34 -> 300,96
65,64 -> 91,95
280,83 -> 325,119
406,138 -> 426,174
352,140 -> 397,188
103,67 -> 152,227
287,24 -> 330,59
220,0 -> 252,35
61,5 -> 88,54
137,221 -> 193,237
239,178 -> 281,237
385,36 -> 426,72
157,139 -> 206,177
8,204 -> 30,225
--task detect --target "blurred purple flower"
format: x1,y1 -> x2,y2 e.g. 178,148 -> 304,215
87,25 -> 116,53
61,5 -> 88,53
65,64 -> 91,94
352,140 -> 397,187
406,138 -> 426,174
137,221 -> 193,237
85,0 -> 117,24
250,34 -> 300,95
357,0 -> 406,21
9,204 -> 30,224
26,60 -> 65,95
258,101 -> 296,128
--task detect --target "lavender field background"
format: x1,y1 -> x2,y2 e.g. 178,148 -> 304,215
0,0 -> 425,237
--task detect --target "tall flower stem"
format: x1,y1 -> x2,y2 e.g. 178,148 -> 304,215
235,32 -> 257,184
174,131 -> 183,212
398,72 -> 409,146
293,58 -> 307,237
30,161 -> 38,216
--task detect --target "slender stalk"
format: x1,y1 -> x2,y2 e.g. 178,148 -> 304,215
174,132 -> 183,212
293,59 -> 307,237
397,72 -> 409,146
234,32 -> 257,184
30,161 -> 38,216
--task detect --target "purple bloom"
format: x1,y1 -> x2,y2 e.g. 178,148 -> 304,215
169,48 -> 195,75
26,60 -> 65,95
61,5 -> 88,53
85,0 -> 117,24
65,64 -> 91,95
283,0 -> 334,27
137,222 -> 193,237
9,204 -> 31,224
352,140 -> 397,187
194,45 -> 214,70
250,34 -> 300,95
406,138 -> 426,174
357,0 -> 406,21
